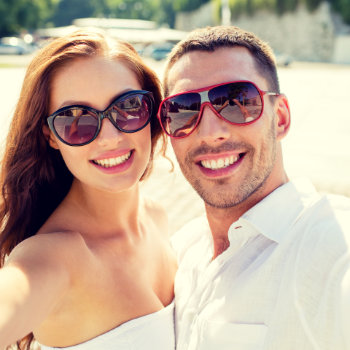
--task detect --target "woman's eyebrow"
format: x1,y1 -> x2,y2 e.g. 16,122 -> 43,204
57,88 -> 138,111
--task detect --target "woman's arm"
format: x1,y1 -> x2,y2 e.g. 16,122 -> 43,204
0,234 -> 73,348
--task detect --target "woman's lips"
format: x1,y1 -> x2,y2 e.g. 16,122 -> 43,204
90,150 -> 134,173
92,151 -> 132,168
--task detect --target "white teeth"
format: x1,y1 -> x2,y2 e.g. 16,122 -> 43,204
201,155 -> 239,170
217,158 -> 224,168
94,151 -> 131,168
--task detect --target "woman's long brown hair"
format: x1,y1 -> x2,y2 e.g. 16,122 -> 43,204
0,30 -> 163,350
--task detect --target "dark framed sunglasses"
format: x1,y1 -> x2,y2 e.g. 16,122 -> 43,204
157,81 -> 279,138
47,90 -> 154,146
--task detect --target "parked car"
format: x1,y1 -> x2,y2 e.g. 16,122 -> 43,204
275,51 -> 293,67
0,37 -> 34,55
143,42 -> 174,61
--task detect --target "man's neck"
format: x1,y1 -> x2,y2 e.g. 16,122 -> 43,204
205,179 -> 285,259
205,204 -> 243,260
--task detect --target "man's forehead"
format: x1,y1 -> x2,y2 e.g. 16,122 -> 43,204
166,53 -> 200,94
166,47 -> 263,95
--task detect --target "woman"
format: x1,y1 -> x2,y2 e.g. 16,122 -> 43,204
0,30 -> 177,349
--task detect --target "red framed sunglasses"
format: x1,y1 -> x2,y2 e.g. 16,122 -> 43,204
157,80 -> 279,138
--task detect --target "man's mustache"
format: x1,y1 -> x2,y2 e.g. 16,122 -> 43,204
187,142 -> 251,159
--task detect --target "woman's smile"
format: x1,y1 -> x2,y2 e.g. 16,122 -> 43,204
91,150 -> 132,168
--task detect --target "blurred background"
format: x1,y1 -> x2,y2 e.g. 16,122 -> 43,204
0,0 -> 349,232
1,0 -> 350,63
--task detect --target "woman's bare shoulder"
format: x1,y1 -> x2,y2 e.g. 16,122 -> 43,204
5,231 -> 89,273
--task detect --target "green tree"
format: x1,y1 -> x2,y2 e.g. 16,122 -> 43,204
226,0 -> 350,24
51,0 -> 96,26
0,0 -> 21,35
0,0 -> 57,36
104,0 -> 156,20
151,0 -> 176,28
304,0 -> 323,11
331,0 -> 350,24
276,0 -> 299,14
50,0 -> 162,25
228,0 -> 276,18
173,0 -> 210,12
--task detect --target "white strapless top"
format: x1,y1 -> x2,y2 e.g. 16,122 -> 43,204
39,301 -> 175,350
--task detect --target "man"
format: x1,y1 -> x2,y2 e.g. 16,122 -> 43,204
158,26 -> 350,349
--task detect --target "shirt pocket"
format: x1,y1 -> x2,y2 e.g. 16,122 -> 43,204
199,320 -> 268,350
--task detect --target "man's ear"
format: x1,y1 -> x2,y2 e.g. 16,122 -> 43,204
274,94 -> 291,141
42,125 -> 59,150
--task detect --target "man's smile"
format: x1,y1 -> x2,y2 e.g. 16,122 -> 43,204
199,154 -> 244,170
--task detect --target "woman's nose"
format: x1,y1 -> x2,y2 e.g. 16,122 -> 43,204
95,117 -> 123,146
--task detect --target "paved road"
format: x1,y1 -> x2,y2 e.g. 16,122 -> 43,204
1,57 -> 349,233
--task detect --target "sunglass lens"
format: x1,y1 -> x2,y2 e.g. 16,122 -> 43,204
111,93 -> 152,132
209,82 -> 262,124
161,93 -> 201,137
53,108 -> 98,145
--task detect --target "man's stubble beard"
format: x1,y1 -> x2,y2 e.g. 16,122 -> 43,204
176,122 -> 277,209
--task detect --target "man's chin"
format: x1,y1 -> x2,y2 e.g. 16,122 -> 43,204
195,188 -> 243,209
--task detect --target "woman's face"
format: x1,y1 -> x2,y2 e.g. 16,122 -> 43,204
47,56 -> 152,193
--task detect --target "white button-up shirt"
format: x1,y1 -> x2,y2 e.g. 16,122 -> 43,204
172,178 -> 350,350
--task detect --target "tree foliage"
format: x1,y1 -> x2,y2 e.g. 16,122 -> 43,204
51,0 -> 174,28
227,0 -> 350,23
52,0 -> 98,26
229,0 -> 298,17
0,0 -> 349,38
331,0 -> 350,24
0,0 -> 57,36
173,0 -> 211,12
152,0 -> 176,28
304,0 -> 323,10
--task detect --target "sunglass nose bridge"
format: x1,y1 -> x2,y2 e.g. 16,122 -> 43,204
97,110 -> 119,132
99,108 -> 115,121
198,90 -> 210,103
198,101 -> 220,120
198,90 -> 218,117
196,90 -> 212,119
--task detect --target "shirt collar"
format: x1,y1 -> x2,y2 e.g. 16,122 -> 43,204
236,178 -> 320,244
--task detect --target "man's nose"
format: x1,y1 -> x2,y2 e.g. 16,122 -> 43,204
196,103 -> 231,143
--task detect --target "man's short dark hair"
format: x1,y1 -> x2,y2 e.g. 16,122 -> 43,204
164,26 -> 280,96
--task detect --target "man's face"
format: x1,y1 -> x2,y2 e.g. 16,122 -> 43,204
166,47 -> 288,210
